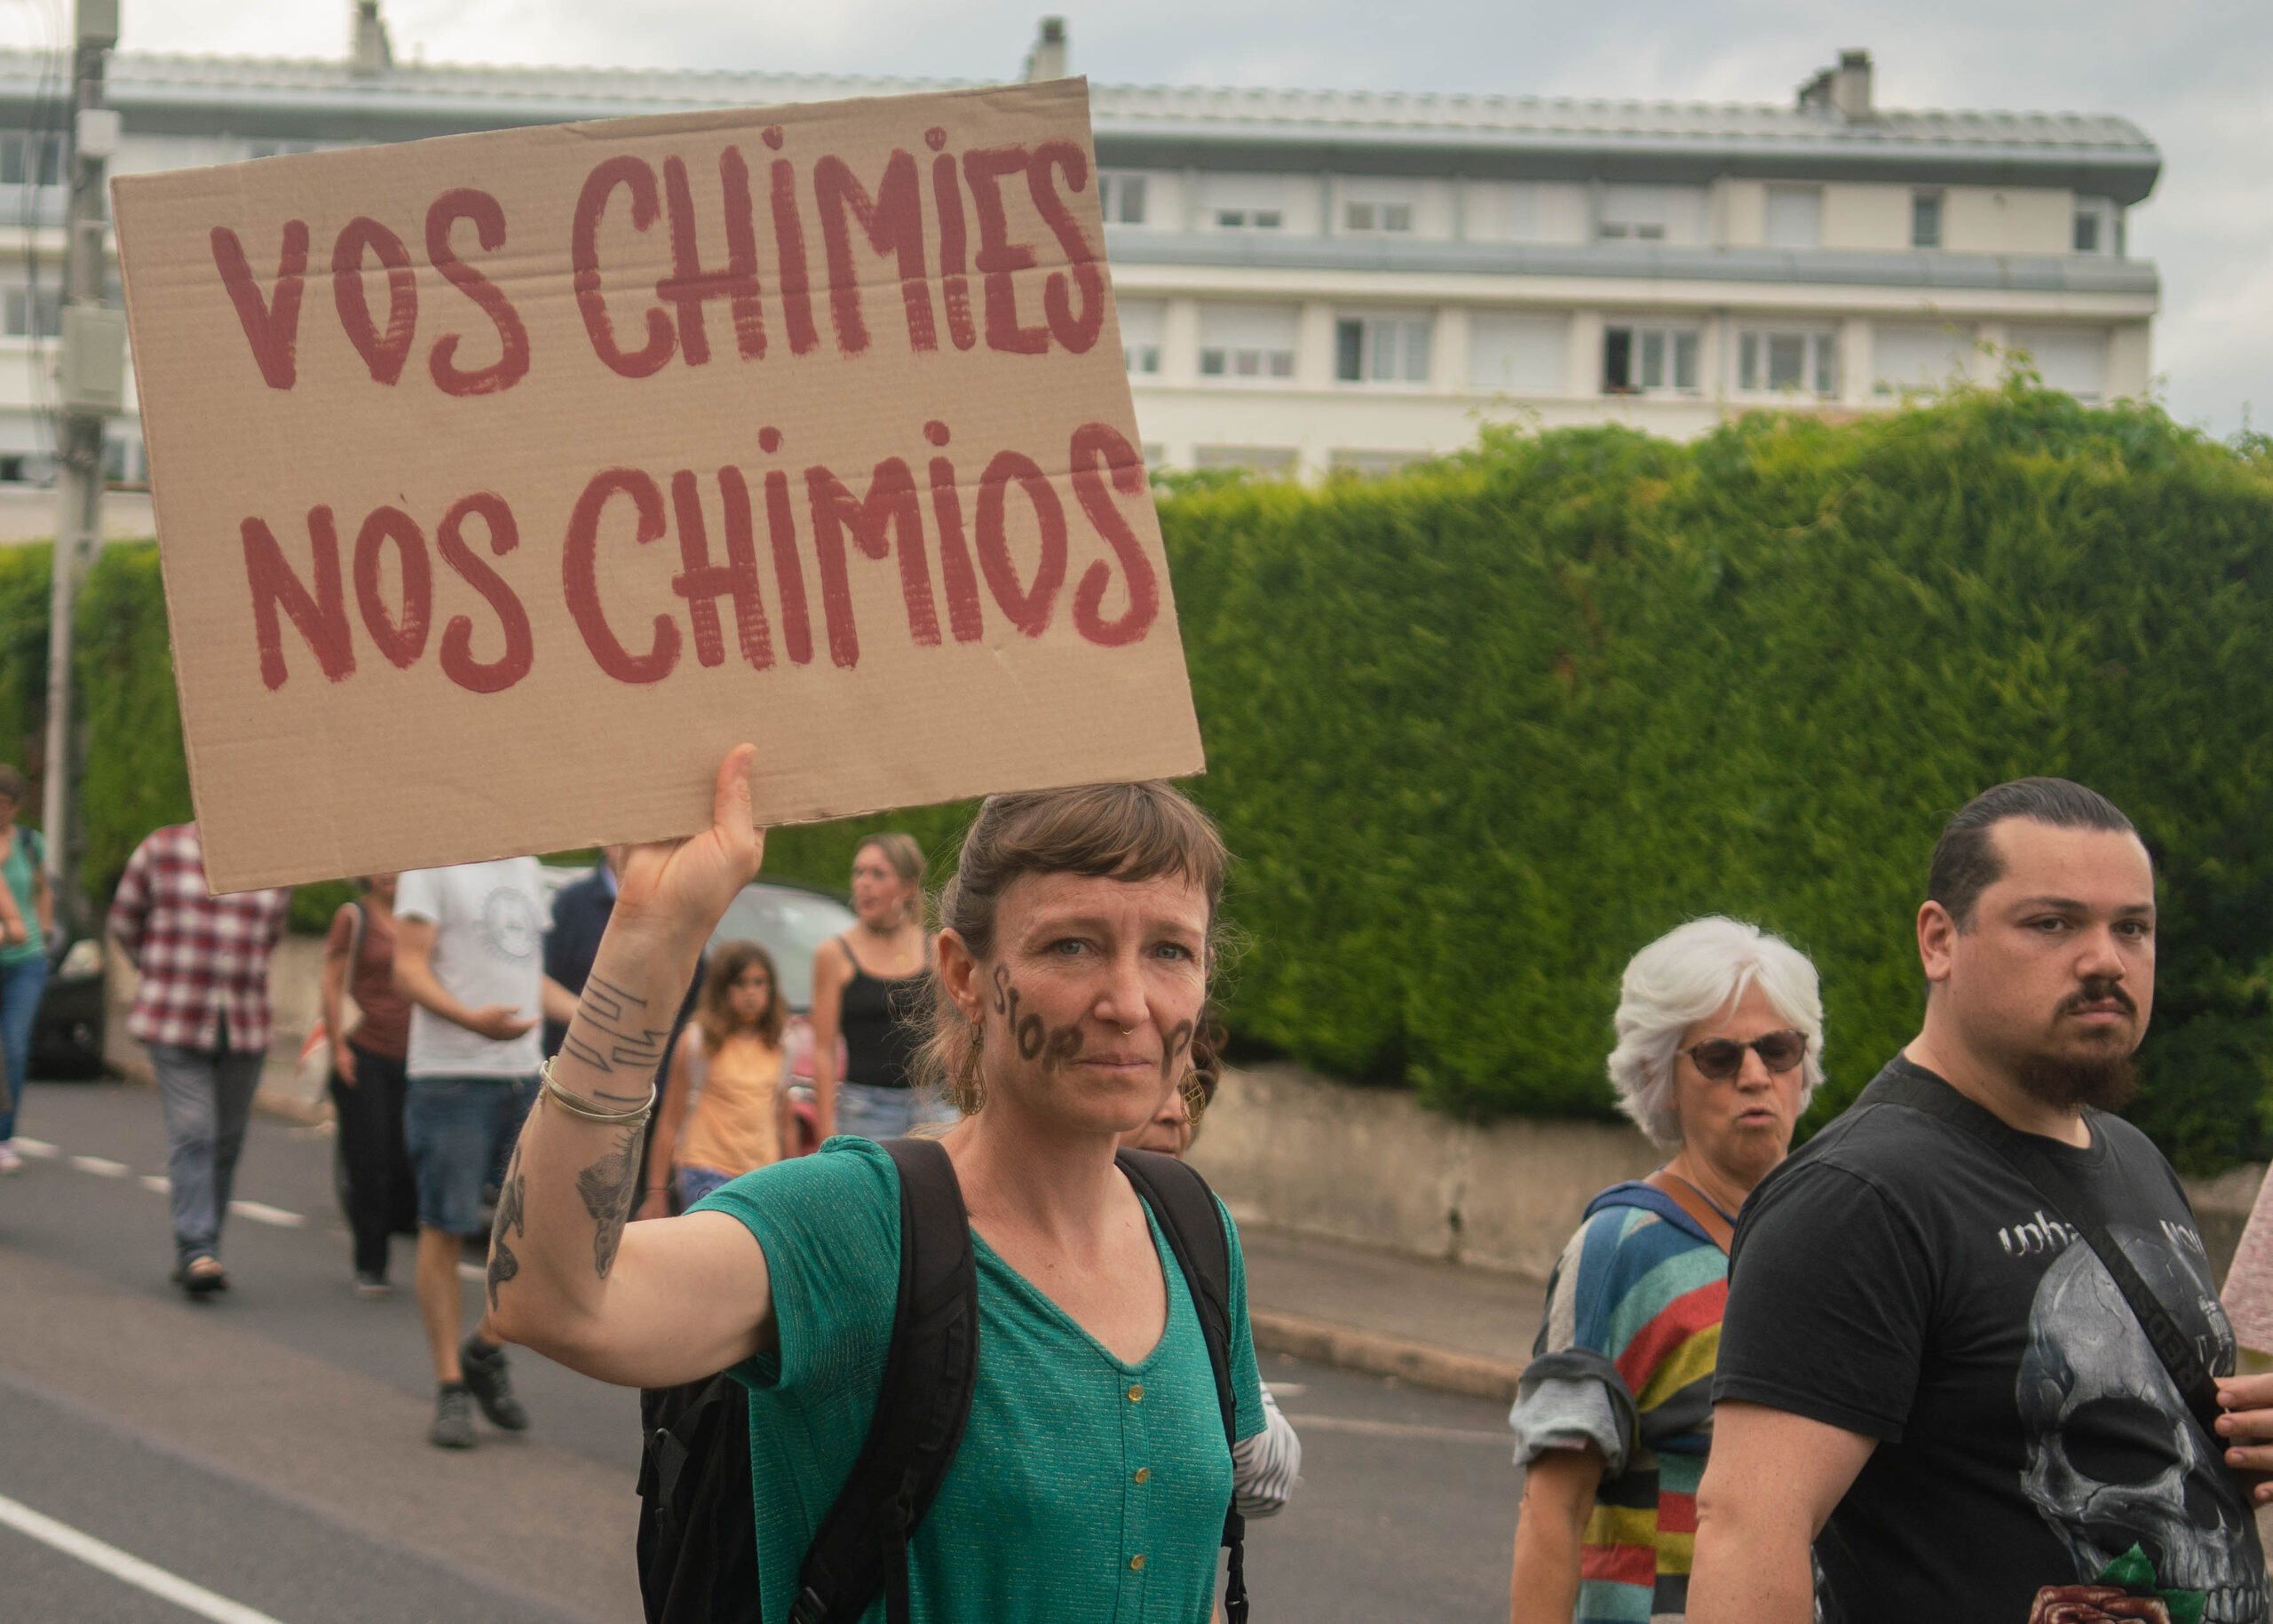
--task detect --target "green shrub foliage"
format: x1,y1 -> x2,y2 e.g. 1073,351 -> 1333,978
5,385 -> 2273,1169
1144,384 -> 2273,1171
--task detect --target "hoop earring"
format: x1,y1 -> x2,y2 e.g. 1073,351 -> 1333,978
1178,1066 -> 1208,1125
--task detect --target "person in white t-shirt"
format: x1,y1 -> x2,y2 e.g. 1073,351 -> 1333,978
392,858 -> 573,1450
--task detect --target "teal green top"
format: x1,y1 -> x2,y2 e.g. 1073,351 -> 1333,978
692,1137 -> 1268,1624
0,826 -> 42,966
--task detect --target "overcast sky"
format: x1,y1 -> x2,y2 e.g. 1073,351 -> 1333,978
20,0 -> 2269,438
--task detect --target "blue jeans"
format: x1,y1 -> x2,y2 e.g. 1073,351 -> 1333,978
834,1081 -> 957,1142
676,1163 -> 735,1208
150,1042 -> 265,1266
404,1074 -> 535,1235
0,954 -> 46,1137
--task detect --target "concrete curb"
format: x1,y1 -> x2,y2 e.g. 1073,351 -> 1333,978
1250,1308 -> 1522,1406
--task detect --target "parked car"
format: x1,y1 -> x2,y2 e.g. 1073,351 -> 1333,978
30,934 -> 107,1079
535,867 -> 859,1153
534,863 -> 858,1013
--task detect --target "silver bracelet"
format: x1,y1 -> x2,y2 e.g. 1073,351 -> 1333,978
537,1058 -> 655,1125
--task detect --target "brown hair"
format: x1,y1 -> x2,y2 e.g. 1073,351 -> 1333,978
856,832 -> 928,930
915,781 -> 1231,1119
695,939 -> 785,1050
0,764 -> 26,804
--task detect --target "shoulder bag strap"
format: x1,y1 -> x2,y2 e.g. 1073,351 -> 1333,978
1115,1148 -> 1251,1624
1643,1168 -> 1736,1255
789,1137 -> 980,1624
1864,1068 -> 2224,1443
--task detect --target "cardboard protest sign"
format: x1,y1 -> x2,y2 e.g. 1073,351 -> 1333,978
113,79 -> 1200,893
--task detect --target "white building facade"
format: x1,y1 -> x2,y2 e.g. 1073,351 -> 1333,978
0,24 -> 2160,526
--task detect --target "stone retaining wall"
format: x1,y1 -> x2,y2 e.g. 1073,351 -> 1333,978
1191,1059 -> 2269,1286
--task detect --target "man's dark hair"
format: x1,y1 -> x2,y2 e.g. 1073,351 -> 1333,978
1928,778 -> 2138,929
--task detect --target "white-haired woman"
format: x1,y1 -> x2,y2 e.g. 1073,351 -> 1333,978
1508,916 -> 1823,1624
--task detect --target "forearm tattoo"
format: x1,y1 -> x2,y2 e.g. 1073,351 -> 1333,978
561,974 -> 669,1098
487,1153 -> 525,1311
575,1126 -> 644,1279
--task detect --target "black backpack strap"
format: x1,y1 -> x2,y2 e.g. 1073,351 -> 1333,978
789,1137 -> 979,1624
1861,1067 -> 2225,1443
1115,1148 -> 1250,1624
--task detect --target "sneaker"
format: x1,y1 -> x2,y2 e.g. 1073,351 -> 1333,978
458,1335 -> 530,1432
0,1142 -> 20,1174
428,1384 -> 476,1450
352,1271 -> 392,1299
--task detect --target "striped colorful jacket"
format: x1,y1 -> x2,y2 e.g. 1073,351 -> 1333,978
1512,1183 -> 1728,1623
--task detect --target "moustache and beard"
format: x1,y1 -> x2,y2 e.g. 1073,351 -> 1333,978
2010,978 -> 2139,1113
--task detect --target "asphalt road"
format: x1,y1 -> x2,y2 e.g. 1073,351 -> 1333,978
0,1079 -> 1518,1622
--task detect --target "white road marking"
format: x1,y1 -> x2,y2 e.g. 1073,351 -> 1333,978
1264,1382 -> 1308,1398
227,1200 -> 305,1229
0,1490 -> 289,1624
67,1155 -> 129,1177
1279,1413 -> 1510,1445
11,1137 -> 59,1158
140,1175 -> 170,1194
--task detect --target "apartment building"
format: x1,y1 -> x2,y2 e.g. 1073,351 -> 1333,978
0,12 -> 2160,513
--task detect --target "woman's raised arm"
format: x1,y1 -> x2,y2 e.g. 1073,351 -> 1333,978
486,746 -> 777,1389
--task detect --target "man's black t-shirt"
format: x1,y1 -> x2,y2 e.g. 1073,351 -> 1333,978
1715,1056 -> 2267,1624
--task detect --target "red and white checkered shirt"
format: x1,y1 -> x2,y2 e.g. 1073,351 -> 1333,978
107,823 -> 292,1052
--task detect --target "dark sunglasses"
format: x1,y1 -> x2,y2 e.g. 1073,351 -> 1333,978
1681,1029 -> 1807,1081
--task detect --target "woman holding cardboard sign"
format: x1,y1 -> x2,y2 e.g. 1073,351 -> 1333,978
487,747 -> 1287,1623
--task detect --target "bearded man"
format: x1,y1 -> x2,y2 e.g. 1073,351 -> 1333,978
1690,779 -> 2273,1624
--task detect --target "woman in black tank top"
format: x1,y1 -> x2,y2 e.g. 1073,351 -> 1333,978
836,941 -> 923,1091
808,834 -> 956,1141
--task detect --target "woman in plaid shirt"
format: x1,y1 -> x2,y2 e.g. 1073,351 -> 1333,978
107,821 -> 291,1295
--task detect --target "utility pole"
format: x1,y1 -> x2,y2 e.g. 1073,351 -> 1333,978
40,0 -> 123,931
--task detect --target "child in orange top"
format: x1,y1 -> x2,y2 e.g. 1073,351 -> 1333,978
640,940 -> 794,1215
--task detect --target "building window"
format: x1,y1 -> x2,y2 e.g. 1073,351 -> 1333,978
1738,329 -> 1838,397
1098,172 -> 1148,226
1335,315 -> 1432,384
2008,325 -> 2109,402
1329,449 -> 1430,479
1468,313 -> 1568,393
1873,322 -> 1972,394
0,133 -> 62,187
1911,192 -> 1943,249
1344,201 -> 1414,234
102,438 -> 147,486
1200,176 -> 1292,233
1193,445 -> 1297,473
2072,198 -> 2117,256
1598,186 -> 1703,245
1198,302 -> 1298,380
1118,299 -> 1164,376
4,284 -> 62,339
1763,186 -> 1823,249
1603,324 -> 1700,394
